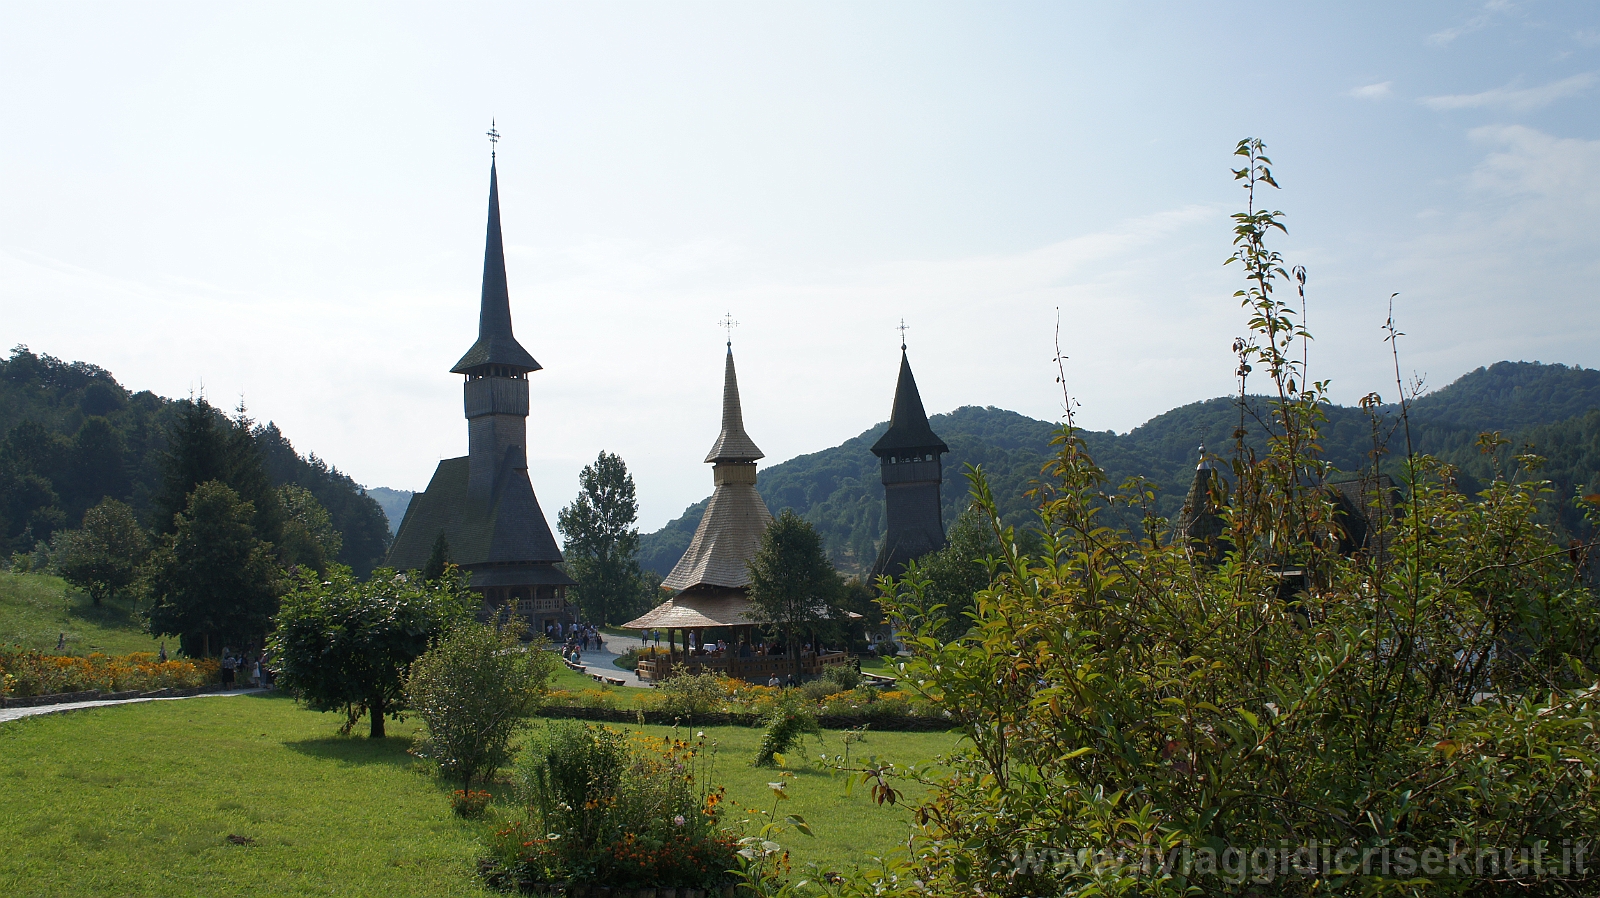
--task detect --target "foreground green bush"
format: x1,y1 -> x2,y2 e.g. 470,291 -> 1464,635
489,721 -> 739,889
850,141 -> 1600,897
406,621 -> 557,792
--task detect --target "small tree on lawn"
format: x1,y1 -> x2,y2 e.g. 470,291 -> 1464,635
55,497 -> 149,606
406,620 -> 557,792
145,481 -> 282,656
269,564 -> 469,738
746,510 -> 842,682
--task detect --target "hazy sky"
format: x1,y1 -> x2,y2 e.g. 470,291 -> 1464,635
3,1 -> 1598,530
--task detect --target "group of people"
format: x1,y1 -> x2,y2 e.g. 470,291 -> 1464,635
219,650 -> 272,690
550,621 -> 604,665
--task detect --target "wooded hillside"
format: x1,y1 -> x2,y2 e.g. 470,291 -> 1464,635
641,361 -> 1600,576
0,346 -> 392,575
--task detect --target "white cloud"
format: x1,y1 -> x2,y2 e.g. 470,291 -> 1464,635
1467,125 -> 1600,210
1372,126 -> 1600,402
1427,0 -> 1518,47
1348,81 -> 1392,100
1421,73 -> 1595,111
1574,29 -> 1600,48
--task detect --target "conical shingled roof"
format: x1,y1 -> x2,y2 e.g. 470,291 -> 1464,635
703,349 -> 764,463
663,349 -> 773,591
452,160 -> 542,374
660,484 -> 773,590
871,351 -> 948,456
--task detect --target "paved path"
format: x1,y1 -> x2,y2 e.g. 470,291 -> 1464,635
0,688 -> 267,724
567,633 -> 650,687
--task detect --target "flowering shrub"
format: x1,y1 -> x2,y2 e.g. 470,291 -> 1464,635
452,789 -> 492,818
487,722 -> 739,889
0,647 -> 213,698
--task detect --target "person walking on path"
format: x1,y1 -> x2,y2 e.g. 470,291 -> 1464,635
221,654 -> 237,690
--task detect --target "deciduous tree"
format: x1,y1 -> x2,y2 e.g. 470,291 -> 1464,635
558,451 -> 645,626
54,498 -> 149,606
269,565 -> 468,738
746,510 -> 841,681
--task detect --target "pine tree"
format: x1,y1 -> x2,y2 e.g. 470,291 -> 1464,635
145,481 -> 282,656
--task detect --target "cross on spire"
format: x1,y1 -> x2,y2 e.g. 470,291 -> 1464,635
897,318 -> 909,351
486,119 -> 500,158
719,311 -> 738,347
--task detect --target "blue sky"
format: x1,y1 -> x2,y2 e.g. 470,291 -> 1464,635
2,1 -> 1597,529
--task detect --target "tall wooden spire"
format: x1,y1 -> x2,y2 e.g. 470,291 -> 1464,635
704,348 -> 764,464
664,347 -> 773,591
452,159 -> 541,374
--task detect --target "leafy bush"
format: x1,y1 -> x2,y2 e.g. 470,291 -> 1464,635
492,722 -> 738,888
652,672 -> 732,718
823,664 -> 863,691
857,140 -> 1600,897
799,678 -> 843,702
544,687 -> 619,710
406,622 -> 556,791
755,690 -> 820,766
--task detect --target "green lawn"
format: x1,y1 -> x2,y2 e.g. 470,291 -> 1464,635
0,570 -> 161,656
0,691 -> 960,897
615,720 -> 955,875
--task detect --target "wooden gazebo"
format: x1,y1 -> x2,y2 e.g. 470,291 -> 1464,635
622,344 -> 852,683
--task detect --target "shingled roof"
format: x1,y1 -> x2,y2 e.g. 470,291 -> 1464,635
871,351 -> 947,456
452,160 -> 541,375
622,586 -> 759,629
661,348 -> 774,591
661,478 -> 773,590
704,348 -> 764,464
386,452 -> 570,580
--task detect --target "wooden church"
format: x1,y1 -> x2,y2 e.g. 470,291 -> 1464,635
386,152 -> 577,633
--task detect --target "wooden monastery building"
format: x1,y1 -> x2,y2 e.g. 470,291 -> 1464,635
386,153 -> 576,632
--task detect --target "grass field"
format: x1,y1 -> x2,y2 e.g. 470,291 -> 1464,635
0,691 -> 959,897
0,571 -> 161,656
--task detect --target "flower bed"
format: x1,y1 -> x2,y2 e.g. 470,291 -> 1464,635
0,647 -> 216,699
484,724 -> 741,893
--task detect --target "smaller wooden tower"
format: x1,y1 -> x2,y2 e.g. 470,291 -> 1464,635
869,347 -> 948,579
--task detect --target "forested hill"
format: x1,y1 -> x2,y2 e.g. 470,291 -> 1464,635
639,360 -> 1600,577
0,346 -> 392,575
